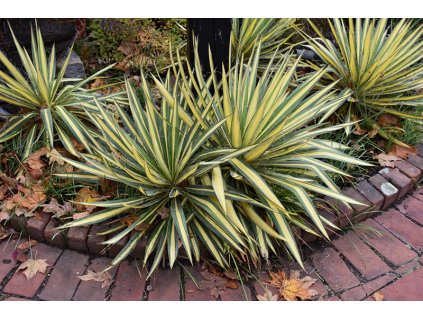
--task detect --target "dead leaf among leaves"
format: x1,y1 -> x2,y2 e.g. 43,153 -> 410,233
77,270 -> 113,289
75,187 -> 104,213
43,198 -> 73,218
196,265 -> 242,299
374,153 -> 401,168
378,114 -> 400,127
372,291 -> 384,301
46,148 -> 66,166
266,270 -> 318,301
0,184 -> 46,216
24,147 -> 49,179
18,258 -> 50,280
388,144 -> 418,159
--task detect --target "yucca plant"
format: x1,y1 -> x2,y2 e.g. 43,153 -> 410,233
0,24 -> 119,157
57,77 -> 264,275
302,18 -> 423,139
231,18 -> 298,69
152,44 -> 371,266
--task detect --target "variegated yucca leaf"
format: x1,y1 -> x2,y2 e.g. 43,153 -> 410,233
154,42 -> 371,268
302,18 -> 423,138
231,18 -> 298,70
0,24 -> 122,157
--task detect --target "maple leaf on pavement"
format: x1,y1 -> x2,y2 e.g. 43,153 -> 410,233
77,270 -> 113,289
267,270 -> 318,301
18,258 -> 50,280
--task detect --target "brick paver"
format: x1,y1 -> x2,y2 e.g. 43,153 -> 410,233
395,196 -> 423,225
73,257 -> 117,301
378,168 -> 412,199
368,174 -> 399,209
184,266 -> 216,301
355,180 -> 384,211
362,273 -> 396,295
38,250 -> 89,300
340,286 -> 366,301
332,231 -> 390,280
148,268 -> 181,301
0,240 -> 18,282
354,219 -> 417,266
375,209 -> 423,251
3,243 -> 61,297
312,247 -> 360,292
109,260 -> 147,301
394,160 -> 421,182
377,267 -> 423,300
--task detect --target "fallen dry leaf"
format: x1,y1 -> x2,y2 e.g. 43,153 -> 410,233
24,147 -> 49,179
388,144 -> 418,159
378,114 -> 400,127
89,78 -> 106,90
266,270 -> 318,301
46,148 -> 65,166
75,187 -> 103,213
118,40 -> 137,56
0,184 -> 46,217
17,239 -> 38,251
43,198 -> 73,218
0,210 -> 10,222
257,289 -> 279,301
372,291 -> 385,301
15,185 -> 46,210
157,206 -> 170,219
374,153 -> 400,168
199,268 -> 230,299
77,270 -> 113,289
18,258 -> 50,280
0,224 -> 12,241
0,184 -> 8,200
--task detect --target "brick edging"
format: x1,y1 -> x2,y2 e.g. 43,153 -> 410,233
3,144 -> 423,259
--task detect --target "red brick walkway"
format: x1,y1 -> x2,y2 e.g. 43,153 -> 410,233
1,188 -> 422,301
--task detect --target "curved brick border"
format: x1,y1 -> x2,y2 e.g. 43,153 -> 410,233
3,144 -> 423,262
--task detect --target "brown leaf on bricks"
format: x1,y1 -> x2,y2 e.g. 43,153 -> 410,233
374,153 -> 400,168
372,291 -> 385,301
17,239 -> 38,251
77,270 -> 113,289
388,144 -> 418,159
266,270 -> 318,301
18,258 -> 50,280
